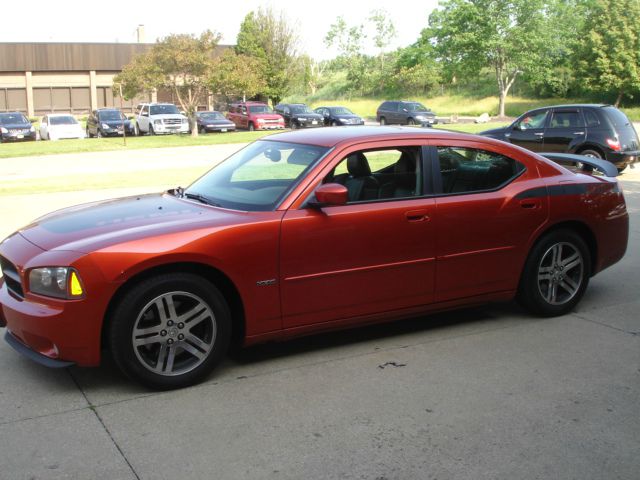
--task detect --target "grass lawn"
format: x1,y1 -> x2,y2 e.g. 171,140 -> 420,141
0,130 -> 275,159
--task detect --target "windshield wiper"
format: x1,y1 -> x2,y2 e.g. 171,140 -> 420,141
182,191 -> 221,207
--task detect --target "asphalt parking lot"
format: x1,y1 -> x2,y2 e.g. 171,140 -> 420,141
0,148 -> 638,480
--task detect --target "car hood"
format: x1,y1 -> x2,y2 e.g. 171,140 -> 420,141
149,114 -> 186,120
412,111 -> 436,117
102,120 -> 132,127
18,193 -> 247,253
252,114 -> 283,121
294,113 -> 322,120
336,114 -> 361,120
200,118 -> 234,125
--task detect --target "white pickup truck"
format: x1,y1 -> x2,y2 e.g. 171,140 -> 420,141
135,103 -> 190,135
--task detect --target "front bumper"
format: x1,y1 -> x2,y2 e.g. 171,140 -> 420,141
202,125 -> 236,132
152,123 -> 190,134
419,118 -> 437,127
101,127 -> 136,137
1,131 -> 36,142
5,330 -> 74,368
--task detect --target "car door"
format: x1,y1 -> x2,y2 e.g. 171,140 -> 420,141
280,143 -> 436,328
432,140 -> 548,301
543,108 -> 586,153
508,108 -> 550,152
138,105 -> 149,133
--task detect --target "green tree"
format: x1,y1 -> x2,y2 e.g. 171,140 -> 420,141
425,0 -> 555,117
579,0 -> 640,106
208,50 -> 266,101
324,15 -> 369,97
114,30 -> 221,136
236,7 -> 299,106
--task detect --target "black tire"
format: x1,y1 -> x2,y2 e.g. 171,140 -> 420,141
198,125 -> 204,134
578,148 -> 603,159
379,117 -> 386,126
149,125 -> 155,136
86,127 -> 92,138
407,118 -> 416,126
291,121 -> 298,130
96,129 -> 103,138
517,229 -> 591,317
331,120 -> 338,127
109,273 -> 232,390
248,122 -> 255,132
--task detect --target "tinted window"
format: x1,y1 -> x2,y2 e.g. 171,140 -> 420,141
290,105 -> 313,114
437,147 -> 524,194
150,104 -> 180,115
330,107 -> 354,115
516,110 -> 548,130
404,103 -> 429,112
584,109 -> 600,127
380,102 -> 395,111
0,113 -> 29,124
199,112 -> 224,120
50,116 -> 78,125
603,106 -> 631,127
549,111 -> 584,128
248,105 -> 273,114
98,110 -> 125,121
327,147 -> 422,202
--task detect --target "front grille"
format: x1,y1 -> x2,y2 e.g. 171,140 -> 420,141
0,256 -> 23,298
8,129 -> 30,134
263,119 -> 281,124
163,118 -> 182,125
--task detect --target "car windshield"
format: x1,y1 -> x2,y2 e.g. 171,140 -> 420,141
99,110 -> 125,121
290,105 -> 313,114
50,116 -> 77,125
0,113 -> 29,125
330,107 -> 354,115
150,104 -> 180,115
248,105 -> 273,114
199,112 -> 225,120
405,103 -> 430,112
185,140 -> 329,211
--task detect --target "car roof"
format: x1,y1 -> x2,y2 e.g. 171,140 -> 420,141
197,111 -> 222,114
529,104 -> 610,110
46,113 -> 75,117
263,126 -> 477,148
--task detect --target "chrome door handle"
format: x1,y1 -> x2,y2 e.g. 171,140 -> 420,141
534,132 -> 544,136
573,131 -> 584,135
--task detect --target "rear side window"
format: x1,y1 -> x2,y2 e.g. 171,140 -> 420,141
603,106 -> 631,128
549,111 -> 584,128
583,109 -> 600,127
437,147 -> 525,194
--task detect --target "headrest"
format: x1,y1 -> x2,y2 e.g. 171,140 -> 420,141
395,152 -> 415,174
347,153 -> 371,177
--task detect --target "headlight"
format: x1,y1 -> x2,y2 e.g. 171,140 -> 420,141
29,267 -> 84,299
0,127 -> 7,134
101,123 -> 110,129
154,119 -> 162,125
414,115 -> 425,120
339,118 -> 347,123
257,118 -> 265,123
30,125 -> 36,132
182,118 -> 189,124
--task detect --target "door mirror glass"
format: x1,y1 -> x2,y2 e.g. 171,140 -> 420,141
311,183 -> 348,207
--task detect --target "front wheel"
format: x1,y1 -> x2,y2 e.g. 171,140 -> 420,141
407,118 -> 416,126
248,122 -> 255,132
379,117 -> 386,126
517,229 -> 590,317
149,125 -> 155,135
109,273 -> 232,390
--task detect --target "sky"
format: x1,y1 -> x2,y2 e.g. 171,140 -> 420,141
0,0 -> 439,60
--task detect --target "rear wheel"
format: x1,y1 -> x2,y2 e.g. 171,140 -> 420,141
517,229 -> 590,317
109,273 -> 232,390
379,117 -> 386,126
579,148 -> 603,159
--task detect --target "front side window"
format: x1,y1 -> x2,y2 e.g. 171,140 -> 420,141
516,110 -> 548,130
99,110 -> 125,121
405,102 -> 429,112
437,147 -> 524,194
186,140 -> 328,211
324,147 -> 422,202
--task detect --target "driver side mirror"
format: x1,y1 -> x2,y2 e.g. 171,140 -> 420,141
309,183 -> 348,208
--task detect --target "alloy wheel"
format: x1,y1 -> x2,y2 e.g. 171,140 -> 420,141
536,242 -> 584,305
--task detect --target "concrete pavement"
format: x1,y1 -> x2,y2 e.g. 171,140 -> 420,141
0,148 -> 638,479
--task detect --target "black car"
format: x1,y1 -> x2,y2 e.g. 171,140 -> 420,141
196,111 -> 236,133
274,103 -> 323,129
0,112 -> 36,142
480,104 -> 640,172
314,106 -> 365,126
376,100 -> 437,126
86,108 -> 135,138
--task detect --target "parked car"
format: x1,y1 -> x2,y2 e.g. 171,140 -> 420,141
0,112 -> 36,142
227,102 -> 285,131
376,100 -> 437,126
480,104 -> 640,172
314,106 -> 365,126
86,108 -> 135,138
135,103 -> 189,135
39,114 -> 85,140
196,111 -> 236,133
0,127 -> 628,389
274,103 -> 323,129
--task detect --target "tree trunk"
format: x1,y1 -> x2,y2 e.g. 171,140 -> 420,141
498,90 -> 507,118
190,113 -> 198,138
615,89 -> 624,107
